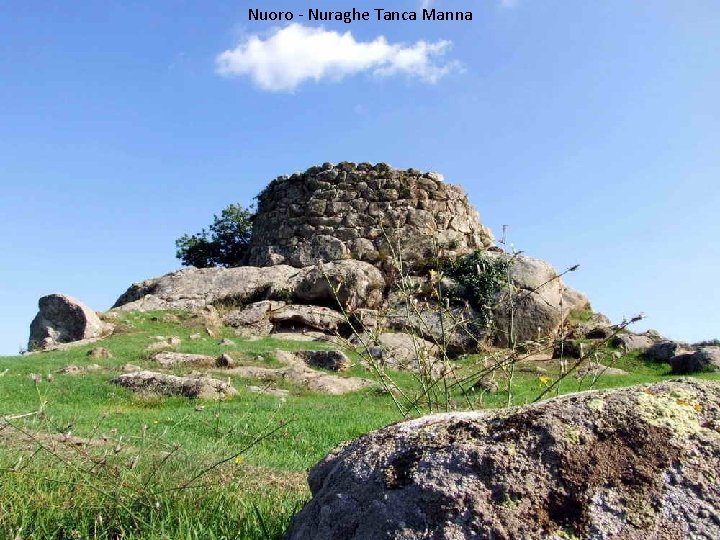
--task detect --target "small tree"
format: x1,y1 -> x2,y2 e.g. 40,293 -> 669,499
175,204 -> 254,268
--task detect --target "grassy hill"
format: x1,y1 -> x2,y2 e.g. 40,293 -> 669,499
1,310 -> 715,539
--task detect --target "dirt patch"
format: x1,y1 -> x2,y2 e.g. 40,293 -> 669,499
0,421 -> 120,454
556,419 -> 682,533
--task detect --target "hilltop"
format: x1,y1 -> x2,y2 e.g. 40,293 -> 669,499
3,163 -> 719,539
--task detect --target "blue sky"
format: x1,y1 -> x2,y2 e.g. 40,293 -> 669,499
1,0 -> 718,354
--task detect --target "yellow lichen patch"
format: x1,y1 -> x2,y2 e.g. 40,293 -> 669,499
634,389 -> 703,436
565,428 -> 581,445
586,398 -> 605,412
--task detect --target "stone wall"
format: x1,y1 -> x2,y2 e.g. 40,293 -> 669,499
248,162 -> 494,269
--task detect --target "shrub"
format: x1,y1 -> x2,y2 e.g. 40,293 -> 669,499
445,251 -> 509,328
175,204 -> 254,268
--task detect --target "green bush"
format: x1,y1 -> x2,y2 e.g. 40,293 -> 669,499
175,204 -> 255,268
446,251 -> 509,328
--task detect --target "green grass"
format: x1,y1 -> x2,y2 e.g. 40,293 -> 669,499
1,310 -> 717,539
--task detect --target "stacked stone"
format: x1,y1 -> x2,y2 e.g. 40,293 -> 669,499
248,162 -> 494,269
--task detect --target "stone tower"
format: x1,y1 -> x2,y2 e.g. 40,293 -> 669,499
248,162 -> 494,269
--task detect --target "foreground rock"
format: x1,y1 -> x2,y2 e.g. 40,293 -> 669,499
286,379 -> 720,539
28,294 -> 109,351
111,371 -> 238,399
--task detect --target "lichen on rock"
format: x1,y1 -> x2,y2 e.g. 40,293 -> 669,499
286,379 -> 720,539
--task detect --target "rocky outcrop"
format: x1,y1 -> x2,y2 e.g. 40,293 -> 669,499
223,300 -> 284,336
225,302 -> 348,337
111,371 -> 238,399
28,294 -> 109,351
248,162 -> 494,269
111,265 -> 299,311
286,379 -> 720,540
293,260 -> 385,310
111,260 -> 385,312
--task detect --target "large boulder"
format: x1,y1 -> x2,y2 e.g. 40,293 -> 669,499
270,305 -> 346,333
645,340 -> 690,363
111,371 -> 238,399
670,347 -> 720,374
561,285 -> 590,313
111,265 -> 300,311
487,253 -> 565,347
612,333 -> 655,352
28,294 -> 107,351
293,260 -> 385,310
375,332 -> 439,371
223,300 -> 286,336
286,379 -> 720,539
385,301 -> 482,356
112,260 -> 385,312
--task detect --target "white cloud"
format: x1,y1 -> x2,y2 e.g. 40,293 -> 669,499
215,24 -> 459,92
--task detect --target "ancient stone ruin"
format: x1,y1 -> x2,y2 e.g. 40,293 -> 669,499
98,162 -> 593,351
248,162 -> 494,269
29,162 -> 597,353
